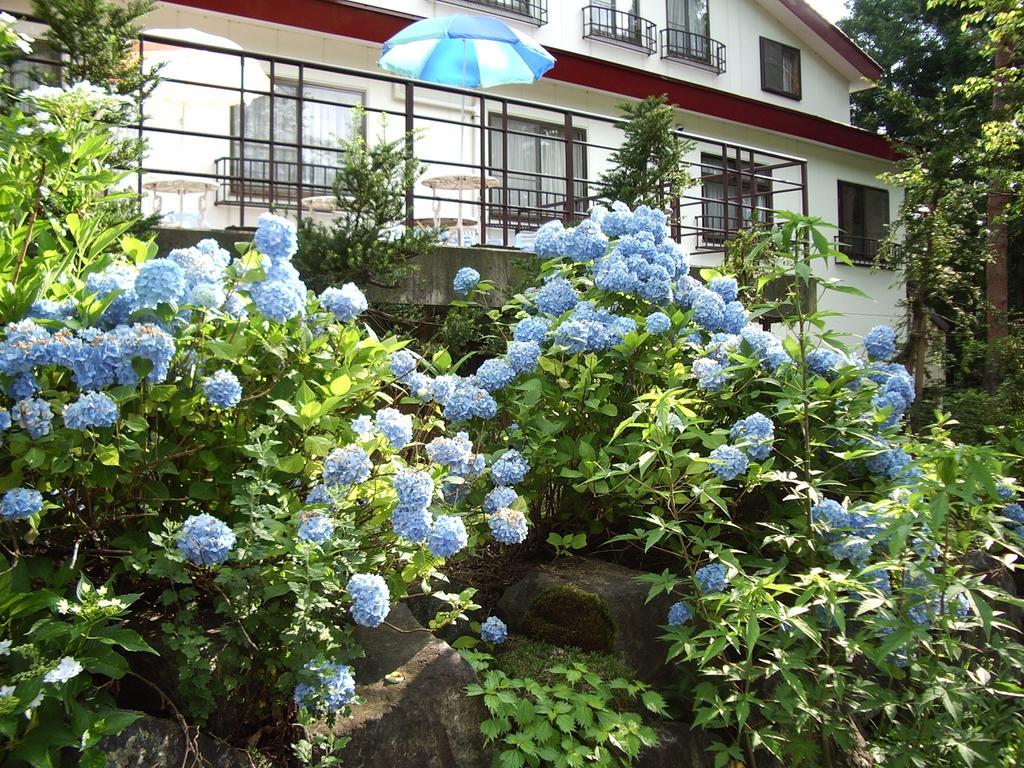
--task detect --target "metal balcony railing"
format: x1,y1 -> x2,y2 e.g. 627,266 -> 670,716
582,5 -> 657,55
439,0 -> 548,25
835,234 -> 901,268
661,27 -> 726,74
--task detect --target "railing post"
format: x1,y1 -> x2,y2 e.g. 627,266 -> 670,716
268,59 -> 276,211
296,64 -> 305,221
239,53 -> 247,228
563,112 -> 575,223
479,93 -> 487,244
405,83 -> 415,229
501,101 -> 509,247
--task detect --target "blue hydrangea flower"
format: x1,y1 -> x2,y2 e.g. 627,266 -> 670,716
63,391 -> 118,430
392,504 -> 434,543
692,289 -> 726,332
375,408 -> 413,450
811,499 -> 848,529
1,487 -> 42,520
730,413 -> 774,461
134,258 -> 186,308
475,358 -> 516,392
6,372 -> 39,401
306,483 -> 338,509
351,414 -> 374,439
536,277 -> 579,315
552,302 -> 635,353
169,246 -> 225,290
177,513 -> 236,565
864,445 -> 911,480
428,514 -> 468,558
864,325 -> 896,361
512,316 -> 551,344
29,298 -> 77,321
442,379 -> 497,422
251,279 -> 305,323
708,445 -> 748,481
506,341 -> 541,374
492,450 -> 529,486
480,616 -> 508,644
645,312 -> 671,334
254,212 -> 298,262
187,282 -> 226,309
997,484 -> 1015,501
0,410 -> 10,434
426,432 -> 483,478
453,267 -> 481,296
1002,502 -> 1024,536
323,445 -> 372,487
321,283 -> 367,322
85,265 -> 138,325
695,563 -> 729,595
389,349 -> 418,382
740,326 -> 792,372
806,347 -> 845,378
533,220 -> 565,257
203,370 -> 242,409
489,508 -> 528,544
708,276 -> 738,303
667,601 -> 692,627
347,573 -> 390,627
295,661 -> 356,713
0,320 -> 51,376
12,397 -> 53,439
562,219 -> 608,262
43,657 -> 83,684
393,469 -> 434,513
483,485 -> 518,514
298,514 -> 334,546
721,302 -> 748,334
692,357 -> 727,392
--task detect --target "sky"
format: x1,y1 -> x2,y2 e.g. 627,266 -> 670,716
808,0 -> 849,23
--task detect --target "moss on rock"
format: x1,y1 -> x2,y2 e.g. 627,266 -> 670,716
520,584 -> 615,651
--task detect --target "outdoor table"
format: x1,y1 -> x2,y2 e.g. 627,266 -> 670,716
413,216 -> 480,246
144,179 -> 217,228
421,174 -> 498,246
301,194 -> 340,214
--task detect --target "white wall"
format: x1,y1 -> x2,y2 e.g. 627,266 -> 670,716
4,0 -> 903,340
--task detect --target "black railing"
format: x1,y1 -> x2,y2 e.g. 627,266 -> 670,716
3,20 -> 808,250
440,0 -> 548,25
661,28 -> 726,74
835,234 -> 901,268
582,5 -> 657,55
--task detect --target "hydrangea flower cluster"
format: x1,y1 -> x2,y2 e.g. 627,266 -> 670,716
552,302 -> 636,353
375,408 -> 413,450
645,311 -> 671,334
740,326 -> 792,372
453,267 -> 481,296
427,514 -> 468,558
513,317 -> 550,344
1,487 -> 42,521
391,469 -> 434,543
202,370 -> 242,409
484,486 -> 518,514
695,563 -> 729,595
347,573 -> 390,628
305,483 -> 338,510
812,499 -> 885,567
323,445 -> 372,487
506,341 -> 541,374
250,214 -> 307,322
729,413 -> 775,461
63,391 -> 118,430
667,601 -> 692,627
177,514 -> 236,566
426,432 -> 485,478
293,660 -> 356,713
536,276 -> 580,315
320,283 -> 367,322
692,357 -> 728,392
864,325 -> 897,362
480,616 -> 508,644
12,396 -> 53,439
806,347 -> 846,379
298,514 -> 334,546
708,444 -> 749,482
492,449 -> 530,486
488,507 -> 529,544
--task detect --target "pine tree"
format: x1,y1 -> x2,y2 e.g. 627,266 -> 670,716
597,94 -> 693,210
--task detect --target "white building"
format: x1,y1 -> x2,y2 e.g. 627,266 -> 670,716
6,0 -> 902,335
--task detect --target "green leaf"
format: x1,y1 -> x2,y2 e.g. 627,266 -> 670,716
97,445 -> 120,467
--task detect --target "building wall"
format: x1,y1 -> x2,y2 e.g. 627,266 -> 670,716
4,0 -> 904,339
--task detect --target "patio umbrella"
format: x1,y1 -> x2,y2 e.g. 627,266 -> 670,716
377,14 -> 555,88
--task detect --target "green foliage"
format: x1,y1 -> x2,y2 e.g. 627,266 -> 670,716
0,575 -> 154,767
597,95 -> 694,210
488,638 -> 635,689
466,657 -> 666,768
295,108 -> 439,291
522,586 -> 615,652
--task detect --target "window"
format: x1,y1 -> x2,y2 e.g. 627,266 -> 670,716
701,153 -> 773,244
837,181 -> 890,266
488,115 -> 587,227
760,37 -> 801,100
227,81 -> 364,202
588,0 -> 646,48
6,41 -> 62,92
665,0 -> 712,66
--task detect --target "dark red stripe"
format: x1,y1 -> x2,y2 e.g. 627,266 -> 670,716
775,0 -> 883,80
163,0 -> 896,160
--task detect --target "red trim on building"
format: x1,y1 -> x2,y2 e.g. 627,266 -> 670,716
774,0 -> 883,80
163,0 -> 897,161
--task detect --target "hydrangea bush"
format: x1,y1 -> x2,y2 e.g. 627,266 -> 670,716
443,202 -> 1024,766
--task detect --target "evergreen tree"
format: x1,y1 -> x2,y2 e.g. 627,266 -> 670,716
597,94 -> 693,210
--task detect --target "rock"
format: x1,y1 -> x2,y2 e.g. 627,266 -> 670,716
98,714 -> 253,768
497,558 -> 678,685
637,722 -> 714,768
326,603 -> 492,768
963,549 -> 1022,629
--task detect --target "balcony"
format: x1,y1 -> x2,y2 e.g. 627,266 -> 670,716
661,27 -> 726,74
439,0 -> 548,25
582,5 -> 657,55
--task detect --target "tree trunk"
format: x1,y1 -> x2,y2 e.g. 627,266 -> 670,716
911,297 -> 928,400
984,40 -> 1014,392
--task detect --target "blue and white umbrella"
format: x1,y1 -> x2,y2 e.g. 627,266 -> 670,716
378,14 -> 555,88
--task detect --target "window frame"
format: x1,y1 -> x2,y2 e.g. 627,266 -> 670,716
836,180 -> 891,266
665,0 -> 709,38
700,152 -> 774,246
759,37 -> 802,100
